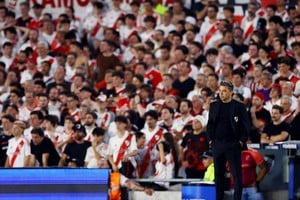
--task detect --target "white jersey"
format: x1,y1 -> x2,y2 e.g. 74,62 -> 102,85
233,85 -> 252,100
36,55 -> 58,77
20,69 -> 35,84
199,20 -> 220,48
171,115 -> 194,133
84,126 -> 96,142
240,16 -> 259,44
154,153 -> 174,188
156,23 -> 176,37
85,142 -> 109,168
140,30 -> 155,42
140,125 -> 165,178
65,64 -> 76,81
41,32 -> 56,46
23,126 -> 33,142
0,56 -> 13,72
108,131 -> 137,168
264,99 -> 281,113
6,136 -> 31,167
102,9 -> 124,28
18,106 -> 33,123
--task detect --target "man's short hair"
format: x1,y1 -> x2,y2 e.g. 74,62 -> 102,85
30,110 -> 44,120
92,127 -> 105,136
272,105 -> 284,114
31,127 -> 45,137
220,80 -> 234,91
44,115 -> 59,126
2,114 -> 15,123
144,110 -> 159,121
115,115 -> 128,124
112,70 -> 124,79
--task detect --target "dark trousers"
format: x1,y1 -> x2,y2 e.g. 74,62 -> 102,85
213,141 -> 242,200
119,161 -> 135,178
185,168 -> 205,179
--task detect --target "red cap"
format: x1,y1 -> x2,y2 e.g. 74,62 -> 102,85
254,92 -> 265,102
271,84 -> 281,94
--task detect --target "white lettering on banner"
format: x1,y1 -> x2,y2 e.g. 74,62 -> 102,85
247,143 -> 261,149
282,144 -> 297,149
11,0 -> 90,18
29,0 -> 89,8
265,145 -> 279,150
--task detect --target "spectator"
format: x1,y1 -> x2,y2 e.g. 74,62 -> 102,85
84,127 -> 109,168
23,110 -> 44,142
261,105 -> 290,144
140,110 -> 165,178
172,60 -> 195,98
29,127 -> 60,167
249,92 -> 271,143
230,148 -> 269,200
202,150 -> 215,182
180,115 -> 209,179
83,111 -> 98,142
0,114 -> 14,166
95,40 -> 121,82
108,116 -> 137,178
153,141 -> 174,189
5,120 -> 30,167
58,123 -> 91,167
172,99 -> 194,142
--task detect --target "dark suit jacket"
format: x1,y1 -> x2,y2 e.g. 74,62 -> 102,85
207,99 -> 250,150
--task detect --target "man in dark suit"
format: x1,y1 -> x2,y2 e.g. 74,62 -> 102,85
207,81 -> 250,200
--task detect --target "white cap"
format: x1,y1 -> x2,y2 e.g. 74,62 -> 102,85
185,16 -> 196,25
193,115 -> 206,127
96,94 -> 107,102
152,99 -> 165,106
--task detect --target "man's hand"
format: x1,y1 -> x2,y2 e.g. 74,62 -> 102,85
144,188 -> 154,196
250,106 -> 256,114
112,163 -> 119,172
239,141 -> 243,147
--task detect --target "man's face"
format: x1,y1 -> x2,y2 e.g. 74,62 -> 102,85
85,114 -> 95,126
219,85 -> 233,102
1,118 -> 12,131
161,108 -> 172,121
248,45 -> 258,58
192,119 -> 202,130
278,63 -> 290,74
112,76 -> 123,88
251,96 -> 263,108
202,157 -> 213,168
146,116 -> 156,129
247,4 -> 257,16
179,101 -> 190,115
271,109 -> 281,122
232,74 -> 243,87
160,48 -> 169,60
280,99 -> 291,112
38,96 -> 48,108
74,130 -> 85,140
49,88 -> 59,101
116,121 -> 127,132
31,134 -> 43,145
30,114 -> 41,128
207,7 -> 217,19
12,124 -> 24,137
66,97 -> 77,109
67,54 -> 76,66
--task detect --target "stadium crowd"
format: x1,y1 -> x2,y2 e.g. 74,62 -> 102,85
0,0 -> 299,193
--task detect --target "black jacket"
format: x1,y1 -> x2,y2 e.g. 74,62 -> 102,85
207,99 -> 250,148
